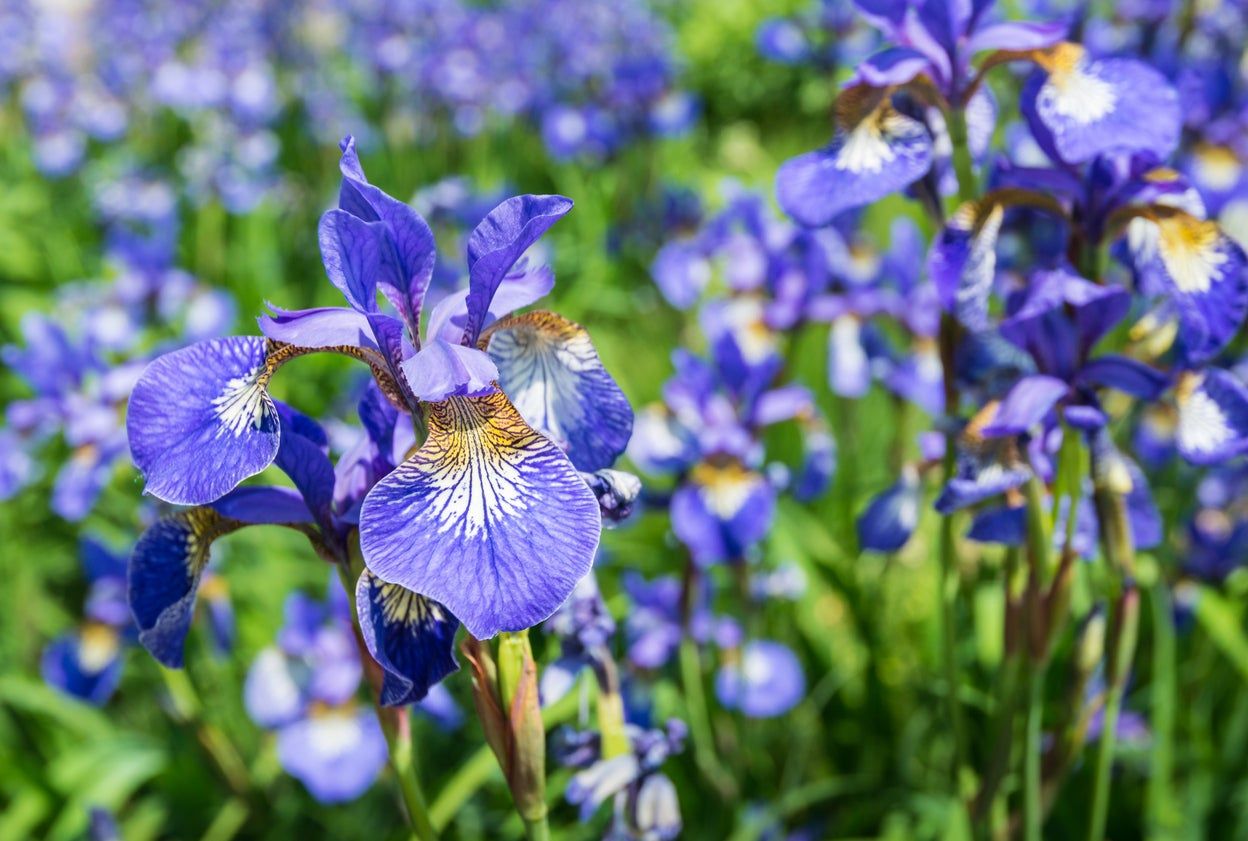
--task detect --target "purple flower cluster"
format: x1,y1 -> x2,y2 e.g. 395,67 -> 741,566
2,0 -> 692,204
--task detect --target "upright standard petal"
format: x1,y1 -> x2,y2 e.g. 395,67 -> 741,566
355,569 -> 459,706
464,195 -> 573,345
1021,44 -> 1180,165
776,91 -> 932,228
336,138 -> 437,338
318,209 -> 382,312
359,390 -> 601,638
128,508 -> 243,667
485,311 -> 634,472
127,337 -> 279,506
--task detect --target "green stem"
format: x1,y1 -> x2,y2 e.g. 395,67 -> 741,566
381,712 -> 437,841
972,652 -> 1022,828
1147,584 -> 1178,838
679,637 -> 738,798
200,796 -> 250,841
522,815 -> 552,841
938,498 -> 969,790
1087,680 -> 1123,841
1023,663 -> 1046,841
339,556 -> 436,841
946,106 -> 978,205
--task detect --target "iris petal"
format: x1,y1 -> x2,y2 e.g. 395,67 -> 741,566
1146,214 -> 1248,365
776,96 -> 932,228
128,508 -> 243,667
355,569 -> 459,706
1176,369 -> 1248,465
928,200 -> 1004,330
464,195 -> 573,345
127,337 -> 280,506
276,709 -> 388,804
359,390 -> 600,638
1021,45 -> 1180,165
485,311 -> 634,472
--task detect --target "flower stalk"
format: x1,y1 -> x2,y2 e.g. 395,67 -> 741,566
461,631 -> 551,840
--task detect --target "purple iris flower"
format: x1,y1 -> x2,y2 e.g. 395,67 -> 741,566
244,583 -> 388,804
944,150 -> 1248,368
540,572 -> 617,705
1020,43 -> 1179,166
42,538 -> 133,706
979,267 -> 1168,439
126,137 -> 632,654
714,639 -> 807,719
560,719 -> 686,839
622,573 -> 742,671
631,348 -> 810,567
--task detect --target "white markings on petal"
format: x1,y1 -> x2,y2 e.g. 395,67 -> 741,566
212,365 -> 275,437
1177,375 -> 1234,456
1158,215 -> 1229,294
691,460 -> 762,519
487,316 -> 593,452
408,394 -> 550,542
836,119 -> 898,174
1038,45 -> 1117,125
305,710 -> 365,757
832,108 -> 927,175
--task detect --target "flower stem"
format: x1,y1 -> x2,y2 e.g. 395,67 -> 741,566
1087,677 -> 1123,841
1023,663 -> 1046,841
678,637 -> 738,799
1147,583 -> 1179,836
338,556 -> 437,841
938,495 -> 969,788
380,703 -> 438,841
522,814 -> 552,841
946,106 -> 978,205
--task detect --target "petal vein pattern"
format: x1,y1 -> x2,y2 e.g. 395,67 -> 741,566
359,390 -> 600,638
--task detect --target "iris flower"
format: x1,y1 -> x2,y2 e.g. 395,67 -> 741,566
125,137 -> 632,706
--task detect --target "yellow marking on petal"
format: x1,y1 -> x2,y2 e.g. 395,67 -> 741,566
1157,214 -> 1228,293
1035,42 -> 1116,125
1143,167 -> 1183,183
416,391 -> 547,539
198,573 -> 229,600
374,578 -> 447,627
78,623 -> 121,673
690,457 -> 762,519
1193,144 -> 1243,191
